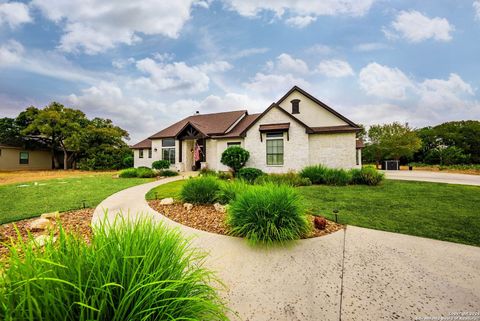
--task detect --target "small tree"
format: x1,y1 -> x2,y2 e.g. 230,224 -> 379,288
220,146 -> 249,175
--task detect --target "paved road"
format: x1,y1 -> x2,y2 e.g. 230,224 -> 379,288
384,170 -> 480,186
93,177 -> 480,321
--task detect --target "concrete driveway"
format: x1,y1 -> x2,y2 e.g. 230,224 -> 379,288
384,170 -> 480,186
93,177 -> 480,321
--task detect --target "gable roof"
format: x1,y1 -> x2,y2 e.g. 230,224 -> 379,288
276,85 -> 359,128
131,138 -> 152,149
149,110 -> 246,139
211,113 -> 261,138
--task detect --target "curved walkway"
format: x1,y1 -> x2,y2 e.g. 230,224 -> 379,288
384,170 -> 480,186
93,176 -> 480,321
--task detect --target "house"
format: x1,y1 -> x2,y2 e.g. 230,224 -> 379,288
131,86 -> 364,173
0,144 -> 53,171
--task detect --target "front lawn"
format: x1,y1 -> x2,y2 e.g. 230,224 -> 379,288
147,179 -> 480,246
0,174 -> 153,224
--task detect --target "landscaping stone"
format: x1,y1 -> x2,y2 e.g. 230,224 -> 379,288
183,203 -> 193,211
33,235 -> 57,247
27,218 -> 53,231
40,211 -> 61,220
213,202 -> 226,213
160,197 -> 174,205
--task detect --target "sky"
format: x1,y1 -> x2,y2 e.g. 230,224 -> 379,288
0,0 -> 479,143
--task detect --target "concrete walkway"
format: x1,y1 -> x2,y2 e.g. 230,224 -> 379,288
93,177 -> 480,321
384,170 -> 480,186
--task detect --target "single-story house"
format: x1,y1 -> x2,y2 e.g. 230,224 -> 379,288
131,86 -> 364,173
0,144 -> 53,171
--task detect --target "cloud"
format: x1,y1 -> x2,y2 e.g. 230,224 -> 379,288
229,47 -> 269,59
354,42 -> 390,52
306,44 -> 334,55
317,59 -> 354,78
418,73 -> 474,109
222,0 -> 375,18
359,63 -> 414,100
0,1 -> 32,28
385,10 -> 454,42
285,15 -> 316,28
0,39 -> 24,66
134,58 -> 231,94
243,72 -> 310,96
271,53 -> 309,74
474,1 -> 480,20
32,0 -> 199,54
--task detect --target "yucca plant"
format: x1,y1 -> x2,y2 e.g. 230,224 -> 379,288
0,218 -> 228,321
227,183 -> 311,245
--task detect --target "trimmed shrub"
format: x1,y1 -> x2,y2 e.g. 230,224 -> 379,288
159,169 -> 179,177
136,167 -> 155,178
237,167 -> 264,184
216,180 -> 250,205
152,160 -> 170,170
119,168 -> 137,178
227,183 -> 311,244
299,165 -> 329,184
0,219 -> 228,320
350,167 -> 384,186
181,176 -> 221,204
255,172 -> 312,187
220,146 -> 250,174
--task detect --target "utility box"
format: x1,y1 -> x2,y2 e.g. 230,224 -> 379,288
384,160 -> 399,170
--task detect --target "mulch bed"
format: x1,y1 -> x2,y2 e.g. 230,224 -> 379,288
0,208 -> 94,258
148,201 -> 344,239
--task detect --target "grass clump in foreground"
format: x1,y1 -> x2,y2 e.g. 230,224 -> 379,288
181,176 -> 222,204
227,183 -> 311,245
0,218 -> 228,321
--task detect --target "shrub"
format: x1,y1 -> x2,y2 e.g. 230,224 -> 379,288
217,171 -> 233,180
0,219 -> 227,321
159,169 -> 179,177
255,172 -> 311,187
237,167 -> 264,184
199,168 -> 217,177
227,183 -> 311,244
350,167 -> 384,186
152,160 -> 170,170
220,146 -> 250,175
323,168 -> 351,186
299,165 -> 329,184
216,180 -> 250,205
119,168 -> 137,178
136,167 -> 155,178
122,155 -> 133,168
181,176 -> 221,204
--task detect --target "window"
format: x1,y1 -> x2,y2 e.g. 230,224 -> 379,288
162,148 -> 175,165
148,149 -> 152,158
0,149 -> 2,157
162,138 -> 175,147
266,132 -> 284,166
227,142 -> 241,147
139,149 -> 144,158
19,151 -> 29,164
291,99 -> 300,114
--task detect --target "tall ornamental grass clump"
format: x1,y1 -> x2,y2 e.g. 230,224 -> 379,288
255,171 -> 312,187
180,176 -> 221,204
299,165 -> 329,184
323,168 -> 351,186
118,167 -> 137,178
216,179 -> 250,204
136,166 -> 155,178
0,219 -> 228,321
227,183 -> 311,244
350,167 -> 384,186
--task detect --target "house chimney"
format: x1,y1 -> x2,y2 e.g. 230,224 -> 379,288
195,110 -> 200,115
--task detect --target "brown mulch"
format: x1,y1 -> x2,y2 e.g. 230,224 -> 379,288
148,201 -> 344,239
0,208 -> 94,258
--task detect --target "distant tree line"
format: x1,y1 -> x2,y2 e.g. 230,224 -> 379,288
361,120 -> 480,166
0,102 -> 133,170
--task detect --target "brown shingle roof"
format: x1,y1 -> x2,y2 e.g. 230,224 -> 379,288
131,138 -> 152,149
259,123 -> 290,132
149,110 -> 246,139
310,125 -> 361,134
213,113 -> 261,138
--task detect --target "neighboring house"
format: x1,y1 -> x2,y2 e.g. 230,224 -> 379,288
0,144 -> 52,171
131,86 -> 364,173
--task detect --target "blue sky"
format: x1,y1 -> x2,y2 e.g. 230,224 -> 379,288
1,0 -> 479,142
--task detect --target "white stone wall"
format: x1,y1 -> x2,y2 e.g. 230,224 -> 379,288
308,133 -> 357,169
208,138 -> 244,171
133,149 -> 155,168
244,107 -> 310,173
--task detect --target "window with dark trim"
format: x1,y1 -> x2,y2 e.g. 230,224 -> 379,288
162,138 -> 175,147
266,132 -> 284,166
291,99 -> 300,114
162,148 -> 175,165
227,142 -> 241,147
139,149 -> 144,158
148,149 -> 152,158
19,151 -> 29,164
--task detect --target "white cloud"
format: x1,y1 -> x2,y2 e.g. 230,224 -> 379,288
359,63 -> 414,100
386,10 -> 454,42
317,59 -> 354,78
230,47 -> 269,59
0,1 -> 32,28
272,53 -> 309,74
32,0 -> 198,54
306,44 -> 334,55
474,1 -> 480,20
243,72 -> 310,96
418,73 -> 474,109
354,42 -> 390,52
112,57 -> 135,69
285,15 -> 316,28
222,0 -> 375,18
0,40 -> 24,66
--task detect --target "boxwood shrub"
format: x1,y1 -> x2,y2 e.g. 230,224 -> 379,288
152,160 -> 170,170
181,176 -> 221,204
227,183 -> 311,244
237,167 -> 264,184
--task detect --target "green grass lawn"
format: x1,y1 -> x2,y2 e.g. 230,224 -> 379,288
0,174 -> 154,224
146,179 -> 480,246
